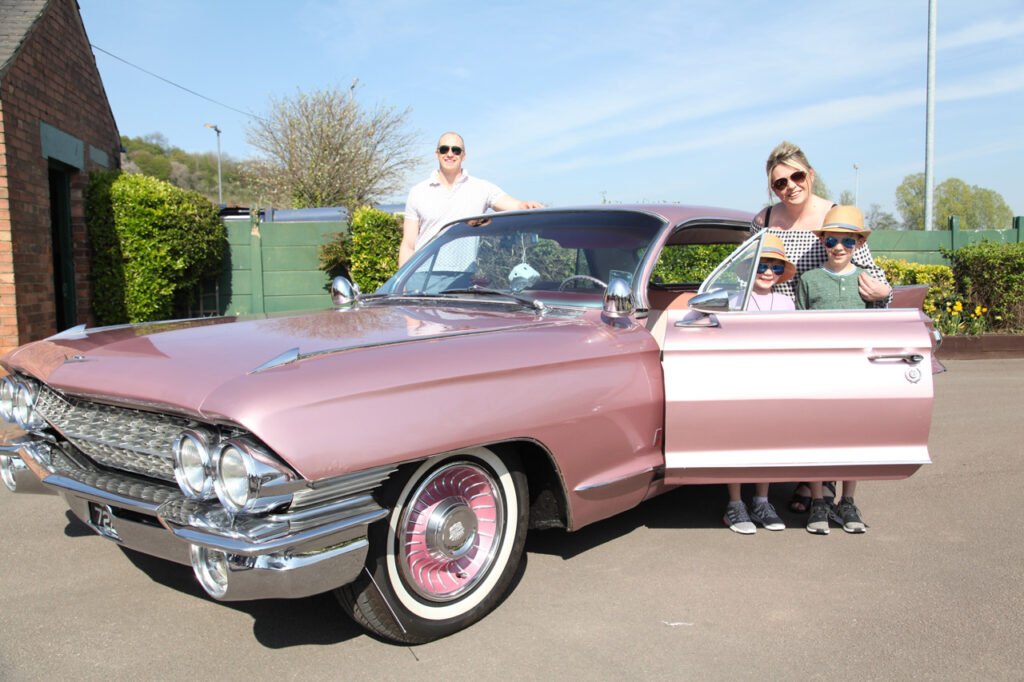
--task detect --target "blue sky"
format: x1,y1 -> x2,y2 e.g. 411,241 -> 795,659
78,1 -> 1024,220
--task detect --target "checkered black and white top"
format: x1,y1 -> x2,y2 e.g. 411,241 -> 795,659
750,218 -> 891,308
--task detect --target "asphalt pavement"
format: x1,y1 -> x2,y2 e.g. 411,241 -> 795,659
0,359 -> 1021,680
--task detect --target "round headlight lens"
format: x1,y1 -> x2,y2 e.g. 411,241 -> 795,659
0,376 -> 16,422
215,444 -> 253,512
13,382 -> 45,431
173,431 -> 214,499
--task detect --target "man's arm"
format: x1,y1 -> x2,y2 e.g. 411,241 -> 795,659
492,194 -> 544,212
398,215 -> 419,267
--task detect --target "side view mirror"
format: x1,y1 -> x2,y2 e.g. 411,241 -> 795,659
688,289 -> 731,312
331,276 -> 362,306
603,277 -> 635,318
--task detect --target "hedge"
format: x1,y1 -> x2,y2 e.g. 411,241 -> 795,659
947,241 -> 1024,331
319,206 -> 402,293
874,257 -> 955,317
86,171 -> 225,324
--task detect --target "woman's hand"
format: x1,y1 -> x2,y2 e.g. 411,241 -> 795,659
858,272 -> 892,301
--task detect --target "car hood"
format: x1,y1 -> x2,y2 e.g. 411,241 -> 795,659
3,303 -> 571,414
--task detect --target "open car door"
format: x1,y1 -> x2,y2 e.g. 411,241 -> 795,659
661,233 -> 934,485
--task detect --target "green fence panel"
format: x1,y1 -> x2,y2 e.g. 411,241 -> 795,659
204,219 -> 348,317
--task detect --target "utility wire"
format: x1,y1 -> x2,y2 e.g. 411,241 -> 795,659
90,44 -> 267,123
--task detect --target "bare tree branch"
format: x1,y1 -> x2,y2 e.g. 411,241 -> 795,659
244,84 -> 421,210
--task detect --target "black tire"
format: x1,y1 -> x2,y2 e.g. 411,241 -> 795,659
337,447 -> 528,643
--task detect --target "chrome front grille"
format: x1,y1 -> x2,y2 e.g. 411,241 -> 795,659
34,385 -> 189,482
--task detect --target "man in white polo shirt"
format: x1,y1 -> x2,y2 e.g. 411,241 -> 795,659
399,132 -> 543,266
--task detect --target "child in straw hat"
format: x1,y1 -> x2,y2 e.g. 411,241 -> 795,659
723,234 -> 795,533
794,205 -> 870,535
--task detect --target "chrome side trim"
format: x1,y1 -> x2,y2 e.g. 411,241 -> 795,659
574,466 -> 656,492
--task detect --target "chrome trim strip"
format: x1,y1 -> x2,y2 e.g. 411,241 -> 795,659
574,466 -> 655,492
168,508 -> 388,556
249,347 -> 301,374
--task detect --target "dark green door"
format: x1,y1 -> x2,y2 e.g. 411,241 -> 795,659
49,166 -> 76,330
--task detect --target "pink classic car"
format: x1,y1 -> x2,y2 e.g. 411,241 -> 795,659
0,206 -> 937,643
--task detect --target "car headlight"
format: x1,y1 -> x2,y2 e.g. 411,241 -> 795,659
0,376 -> 16,422
13,381 -> 46,431
213,439 -> 293,514
173,429 -> 217,500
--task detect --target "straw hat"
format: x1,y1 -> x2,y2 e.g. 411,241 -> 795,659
814,205 -> 871,237
755,233 -> 796,283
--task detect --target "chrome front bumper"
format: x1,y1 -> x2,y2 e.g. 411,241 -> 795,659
2,435 -> 391,601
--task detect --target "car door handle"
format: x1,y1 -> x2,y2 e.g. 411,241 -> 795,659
867,352 -> 924,364
674,314 -> 720,329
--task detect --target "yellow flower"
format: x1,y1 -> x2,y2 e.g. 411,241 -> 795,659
953,301 -> 963,312
975,305 -> 982,315
982,307 -> 988,313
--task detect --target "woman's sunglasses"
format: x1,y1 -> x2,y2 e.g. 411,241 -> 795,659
823,236 -> 859,249
771,170 -> 807,192
437,145 -> 463,155
756,262 -> 786,275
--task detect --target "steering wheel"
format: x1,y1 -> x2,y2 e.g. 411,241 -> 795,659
558,275 -> 608,291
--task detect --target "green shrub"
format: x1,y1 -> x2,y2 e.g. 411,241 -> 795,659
874,257 -> 955,316
319,206 -> 402,293
86,171 -> 127,324
946,241 -> 1024,331
651,244 -> 736,284
86,171 -> 226,324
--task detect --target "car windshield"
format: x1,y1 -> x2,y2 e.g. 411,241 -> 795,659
378,210 -> 666,307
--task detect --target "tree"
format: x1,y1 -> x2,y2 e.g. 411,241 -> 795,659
895,173 -> 1013,230
245,85 -> 420,210
865,203 -> 900,231
838,189 -> 855,206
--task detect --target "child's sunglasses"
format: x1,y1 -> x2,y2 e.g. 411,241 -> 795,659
756,262 -> 786,275
823,236 -> 859,249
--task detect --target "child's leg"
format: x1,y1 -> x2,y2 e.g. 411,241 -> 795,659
842,480 -> 857,497
727,482 -> 742,502
753,482 -> 770,499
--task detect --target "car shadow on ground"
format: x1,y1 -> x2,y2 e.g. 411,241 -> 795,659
62,510 -> 366,647
58,483 -> 798,648
526,483 -> 803,560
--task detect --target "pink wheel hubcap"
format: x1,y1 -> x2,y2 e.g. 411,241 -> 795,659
398,463 -> 504,602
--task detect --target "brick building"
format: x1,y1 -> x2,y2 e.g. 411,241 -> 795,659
0,0 -> 120,355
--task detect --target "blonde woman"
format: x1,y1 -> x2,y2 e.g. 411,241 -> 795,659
750,142 -> 891,516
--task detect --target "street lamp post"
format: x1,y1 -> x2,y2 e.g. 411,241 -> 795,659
204,123 -> 222,206
853,163 -> 859,208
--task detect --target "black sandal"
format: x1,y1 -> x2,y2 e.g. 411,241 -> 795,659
789,482 -> 812,513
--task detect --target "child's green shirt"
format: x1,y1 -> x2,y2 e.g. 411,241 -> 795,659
795,266 -> 868,310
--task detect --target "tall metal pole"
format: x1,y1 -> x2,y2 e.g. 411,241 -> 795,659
853,163 -> 859,208
924,0 -> 937,230
205,123 -> 223,206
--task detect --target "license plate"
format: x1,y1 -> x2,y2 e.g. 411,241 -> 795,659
88,502 -> 120,541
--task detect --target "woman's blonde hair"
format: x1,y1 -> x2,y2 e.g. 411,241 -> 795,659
765,141 -> 812,177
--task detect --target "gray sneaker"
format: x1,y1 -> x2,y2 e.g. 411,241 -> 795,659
806,499 -> 831,535
749,499 -> 786,530
723,501 -> 755,534
837,497 -> 867,533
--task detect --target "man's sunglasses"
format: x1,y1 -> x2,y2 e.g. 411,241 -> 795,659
437,145 -> 463,155
823,236 -> 859,249
771,170 -> 807,192
757,262 -> 786,275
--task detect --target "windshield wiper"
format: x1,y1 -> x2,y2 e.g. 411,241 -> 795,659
441,286 -> 546,312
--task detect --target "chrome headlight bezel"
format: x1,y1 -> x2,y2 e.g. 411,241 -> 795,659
173,429 -> 217,500
213,438 -> 293,514
0,375 -> 16,422
13,380 -> 46,431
